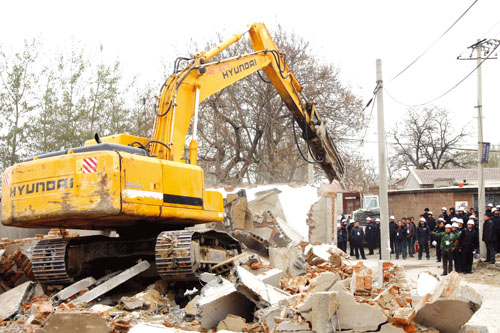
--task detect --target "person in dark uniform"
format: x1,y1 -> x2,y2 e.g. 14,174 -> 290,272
375,218 -> 381,254
350,221 -> 366,259
337,222 -> 348,253
426,212 -> 436,248
447,207 -> 457,224
416,217 -> 430,260
492,208 -> 500,253
347,220 -> 355,256
389,216 -> 397,254
395,220 -> 408,259
366,217 -> 377,255
434,219 -> 445,262
483,214 -> 496,264
452,222 -> 462,272
458,220 -> 479,274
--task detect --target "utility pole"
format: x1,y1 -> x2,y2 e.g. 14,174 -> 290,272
376,59 -> 390,261
458,38 -> 500,258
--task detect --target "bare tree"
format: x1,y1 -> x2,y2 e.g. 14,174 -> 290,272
195,25 -> 365,185
390,106 -> 470,172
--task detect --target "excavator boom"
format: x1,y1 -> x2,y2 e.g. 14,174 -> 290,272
151,23 -> 344,182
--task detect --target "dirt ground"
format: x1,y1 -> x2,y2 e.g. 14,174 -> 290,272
358,251 -> 500,333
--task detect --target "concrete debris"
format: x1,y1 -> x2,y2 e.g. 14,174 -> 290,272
414,271 -> 483,333
331,281 -> 387,331
210,252 -> 250,275
0,215 -> 486,333
275,318 -> 311,332
459,324 -> 489,333
197,276 -> 254,329
52,276 -> 96,303
269,245 -> 306,277
233,265 -> 291,308
248,188 -> 287,223
72,260 -> 150,305
380,323 -> 407,332
216,314 -> 248,332
256,267 -> 283,288
311,291 -> 339,333
232,229 -> 270,256
41,312 -> 111,332
225,190 -> 254,231
0,281 -> 34,321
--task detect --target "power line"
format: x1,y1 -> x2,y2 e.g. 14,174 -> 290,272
385,40 -> 500,108
390,0 -> 479,82
360,83 -> 380,146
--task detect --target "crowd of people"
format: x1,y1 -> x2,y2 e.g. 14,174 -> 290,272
336,204 -> 500,276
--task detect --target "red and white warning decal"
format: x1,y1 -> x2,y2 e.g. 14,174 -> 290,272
2,172 -> 10,187
82,157 -> 98,174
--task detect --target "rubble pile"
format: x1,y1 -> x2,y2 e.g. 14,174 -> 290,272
0,190 -> 484,332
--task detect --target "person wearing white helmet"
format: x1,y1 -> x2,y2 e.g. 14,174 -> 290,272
416,217 -> 431,260
452,221 -> 463,273
486,203 -> 494,217
366,217 -> 377,255
457,207 -> 468,225
434,218 -> 446,262
458,220 -> 479,274
432,223 -> 458,276
439,207 -> 448,223
347,219 -> 355,256
426,211 -> 437,250
389,216 -> 397,254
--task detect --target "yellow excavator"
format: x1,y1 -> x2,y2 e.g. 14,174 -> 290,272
1,23 -> 344,284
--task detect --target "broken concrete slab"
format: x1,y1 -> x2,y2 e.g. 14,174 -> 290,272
52,276 -> 96,303
197,276 -> 254,329
71,260 -> 150,305
331,281 -> 387,331
459,324 -> 489,333
255,306 -> 283,331
256,267 -> 283,288
248,188 -> 287,222
216,314 -> 248,332
275,319 -> 311,332
0,281 -> 34,321
414,272 -> 483,333
269,245 -> 306,277
210,252 -> 249,275
310,271 -> 339,292
226,190 -> 253,231
231,229 -> 270,256
233,266 -> 290,308
42,312 -> 111,332
311,291 -> 339,332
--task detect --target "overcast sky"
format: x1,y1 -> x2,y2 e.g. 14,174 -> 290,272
1,0 -> 499,165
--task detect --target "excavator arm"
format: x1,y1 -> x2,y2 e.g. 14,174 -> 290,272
151,23 -> 344,182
